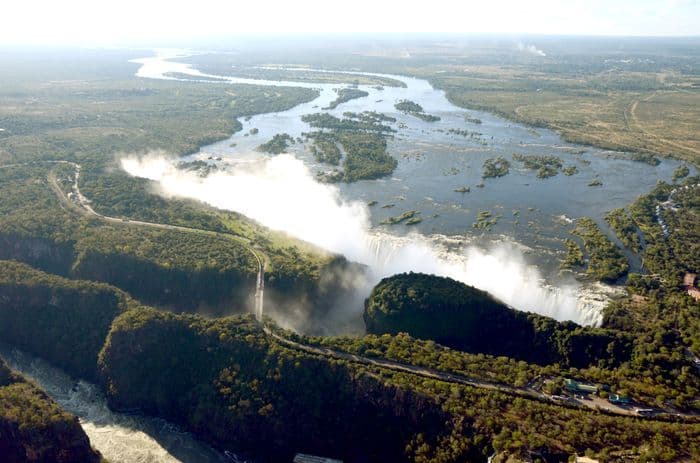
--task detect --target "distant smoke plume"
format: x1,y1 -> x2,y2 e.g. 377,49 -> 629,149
122,154 -> 606,329
517,42 -> 546,56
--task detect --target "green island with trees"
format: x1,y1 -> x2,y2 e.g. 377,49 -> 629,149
0,48 -> 699,463
512,153 -> 565,178
482,156 -> 511,178
605,208 -> 643,253
394,99 -> 441,122
257,133 -> 295,154
302,112 -> 398,181
572,217 -> 630,282
324,87 -> 370,110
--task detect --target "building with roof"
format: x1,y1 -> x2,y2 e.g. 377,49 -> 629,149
565,379 -> 598,394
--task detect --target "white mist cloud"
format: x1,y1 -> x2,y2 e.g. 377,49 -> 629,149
122,154 -> 604,326
517,42 -> 547,56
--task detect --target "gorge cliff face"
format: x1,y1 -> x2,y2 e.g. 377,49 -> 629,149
98,309 -> 461,463
0,359 -> 102,463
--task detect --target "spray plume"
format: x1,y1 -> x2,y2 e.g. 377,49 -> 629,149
517,42 -> 547,56
122,154 -> 605,327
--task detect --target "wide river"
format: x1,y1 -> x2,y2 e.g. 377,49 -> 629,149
3,50 -> 693,463
129,50 -> 694,326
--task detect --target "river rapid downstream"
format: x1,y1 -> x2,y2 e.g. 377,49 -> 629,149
1,49 -> 692,463
0,345 -> 236,463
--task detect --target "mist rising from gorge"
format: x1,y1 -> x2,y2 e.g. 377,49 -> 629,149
122,154 -> 607,328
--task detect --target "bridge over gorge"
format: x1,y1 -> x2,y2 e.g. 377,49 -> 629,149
37,161 -> 699,422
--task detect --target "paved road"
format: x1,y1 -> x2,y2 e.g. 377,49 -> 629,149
47,161 -> 267,286
42,162 -> 697,422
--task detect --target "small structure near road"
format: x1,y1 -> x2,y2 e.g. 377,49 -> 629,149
683,273 -> 700,301
565,378 -> 598,395
293,454 -> 343,463
635,408 -> 656,416
608,393 -> 630,405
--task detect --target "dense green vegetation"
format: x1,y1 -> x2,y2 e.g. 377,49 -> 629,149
257,133 -> 294,154
473,210 -> 500,230
561,238 -> 585,269
0,359 -> 101,463
673,165 -> 690,182
512,153 -> 564,178
336,131 -> 397,181
2,48 -> 700,462
0,162 -> 351,325
0,164 -> 257,311
572,217 -> 630,282
324,88 -> 369,110
98,306 -> 700,463
302,112 -> 398,181
343,111 -> 397,124
605,208 -> 643,252
482,156 -> 511,178
307,132 -> 342,165
626,152 -> 661,166
98,308 -> 454,462
394,100 -> 441,122
302,112 -> 395,133
0,77 -> 317,166
627,178 -> 700,283
0,261 -> 130,380
364,273 -> 632,369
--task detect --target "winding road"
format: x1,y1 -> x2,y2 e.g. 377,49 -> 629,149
41,161 -> 697,422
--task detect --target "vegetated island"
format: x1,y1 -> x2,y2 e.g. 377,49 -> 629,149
605,208 -> 642,253
2,49 -> 700,463
381,210 -> 420,225
482,156 -> 511,178
323,87 -> 370,110
394,99 -> 441,122
572,217 -> 629,282
302,111 -> 398,182
512,153 -> 566,178
473,210 -> 500,230
257,133 -> 295,154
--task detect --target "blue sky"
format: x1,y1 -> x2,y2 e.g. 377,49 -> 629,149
1,0 -> 698,45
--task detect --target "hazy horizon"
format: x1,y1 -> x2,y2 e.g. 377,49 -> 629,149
2,0 -> 699,46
